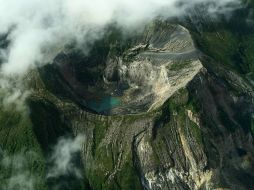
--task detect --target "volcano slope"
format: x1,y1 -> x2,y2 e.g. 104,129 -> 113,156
0,18 -> 254,190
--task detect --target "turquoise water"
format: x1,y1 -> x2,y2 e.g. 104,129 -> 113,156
87,96 -> 121,113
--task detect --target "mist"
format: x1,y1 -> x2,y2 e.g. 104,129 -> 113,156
0,150 -> 42,190
47,135 -> 84,179
0,0 -> 241,75
0,135 -> 85,190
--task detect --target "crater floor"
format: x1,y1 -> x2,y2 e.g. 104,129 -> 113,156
55,22 -> 203,115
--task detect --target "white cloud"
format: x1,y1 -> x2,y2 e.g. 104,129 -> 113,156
0,0 -> 241,75
0,75 -> 30,111
47,135 -> 84,179
0,135 -> 85,189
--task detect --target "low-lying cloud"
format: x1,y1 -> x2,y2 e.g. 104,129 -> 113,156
47,135 -> 84,179
0,76 -> 30,111
0,135 -> 85,189
0,149 -> 41,190
0,0 -> 241,75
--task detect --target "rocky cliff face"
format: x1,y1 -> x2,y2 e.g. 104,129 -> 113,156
0,11 -> 254,190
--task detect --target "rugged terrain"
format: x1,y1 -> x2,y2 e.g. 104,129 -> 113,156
0,3 -> 254,190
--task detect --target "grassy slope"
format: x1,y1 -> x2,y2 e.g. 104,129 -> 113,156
0,106 -> 47,190
181,1 -> 254,80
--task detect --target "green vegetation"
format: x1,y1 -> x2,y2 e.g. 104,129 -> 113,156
251,116 -> 254,136
85,114 -> 144,190
0,106 -> 47,190
92,121 -> 109,156
189,121 -> 202,145
188,8 -> 254,78
152,87 -> 203,161
170,60 -> 192,71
